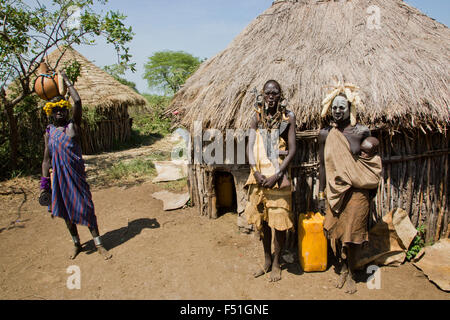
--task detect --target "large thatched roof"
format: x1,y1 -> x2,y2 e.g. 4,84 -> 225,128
45,47 -> 147,109
169,0 -> 450,132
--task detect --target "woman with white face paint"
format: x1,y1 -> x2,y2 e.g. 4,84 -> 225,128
317,89 -> 382,294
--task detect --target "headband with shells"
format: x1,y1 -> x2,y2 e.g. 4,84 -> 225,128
321,83 -> 365,126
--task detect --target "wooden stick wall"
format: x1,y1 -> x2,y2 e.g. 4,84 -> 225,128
188,129 -> 449,243
80,105 -> 132,155
291,129 -> 449,243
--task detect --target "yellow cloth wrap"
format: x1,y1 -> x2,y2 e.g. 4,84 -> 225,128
245,185 -> 293,232
245,129 -> 291,188
244,129 -> 294,233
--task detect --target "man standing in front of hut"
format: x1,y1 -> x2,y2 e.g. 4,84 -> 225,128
244,80 -> 296,282
318,84 -> 382,294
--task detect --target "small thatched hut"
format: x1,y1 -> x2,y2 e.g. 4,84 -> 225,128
168,0 -> 450,242
45,47 -> 147,154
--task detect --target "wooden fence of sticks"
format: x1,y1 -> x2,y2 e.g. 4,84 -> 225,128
80,105 -> 132,155
181,127 -> 449,244
292,129 -> 449,244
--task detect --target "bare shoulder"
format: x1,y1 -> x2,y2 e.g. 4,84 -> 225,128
66,120 -> 79,139
354,124 -> 370,137
285,110 -> 295,119
287,110 -> 296,124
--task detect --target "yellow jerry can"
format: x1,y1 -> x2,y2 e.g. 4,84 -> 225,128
298,212 -> 327,272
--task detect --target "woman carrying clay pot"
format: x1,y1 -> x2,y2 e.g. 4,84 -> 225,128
40,71 -> 112,260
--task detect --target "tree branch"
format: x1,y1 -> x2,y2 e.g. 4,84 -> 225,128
0,68 -> 15,91
2,61 -> 21,76
11,91 -> 27,107
1,13 -> 6,35
0,87 -> 7,106
14,53 -> 27,79
38,5 -> 65,66
0,15 -> 12,44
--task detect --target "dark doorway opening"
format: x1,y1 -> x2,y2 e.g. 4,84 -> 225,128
214,171 -> 237,216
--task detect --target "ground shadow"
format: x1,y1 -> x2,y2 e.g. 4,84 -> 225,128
284,262 -> 304,276
281,249 -> 304,276
353,269 -> 372,284
83,218 -> 160,254
111,132 -> 165,153
0,219 -> 31,234
328,244 -> 339,274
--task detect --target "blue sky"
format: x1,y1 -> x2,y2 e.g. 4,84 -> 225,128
70,0 -> 449,94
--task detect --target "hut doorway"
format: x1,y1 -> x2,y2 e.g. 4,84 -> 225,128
214,171 -> 237,216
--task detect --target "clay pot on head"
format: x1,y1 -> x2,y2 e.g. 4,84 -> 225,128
34,62 -> 66,101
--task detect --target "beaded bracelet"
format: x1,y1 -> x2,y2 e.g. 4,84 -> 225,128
40,177 -> 51,191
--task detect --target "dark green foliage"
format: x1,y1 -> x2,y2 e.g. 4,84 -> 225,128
63,60 -> 82,85
143,51 -> 203,95
1,0 -> 135,88
0,93 -> 48,180
138,94 -> 172,135
109,94 -> 172,151
406,225 -> 426,261
103,64 -> 139,93
81,106 -> 107,130
106,159 -> 156,180
0,0 -> 135,174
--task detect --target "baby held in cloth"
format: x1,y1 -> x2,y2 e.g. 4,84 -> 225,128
360,136 -> 379,158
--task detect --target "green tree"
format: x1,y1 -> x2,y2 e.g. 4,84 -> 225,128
0,0 -> 135,170
103,64 -> 138,93
143,50 -> 202,96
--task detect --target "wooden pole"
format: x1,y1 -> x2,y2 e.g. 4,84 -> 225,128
425,134 -> 432,241
404,132 -> 414,217
386,134 -> 392,213
435,135 -> 448,241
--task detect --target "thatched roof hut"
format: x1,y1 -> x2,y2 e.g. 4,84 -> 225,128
46,47 -> 146,109
169,0 -> 449,132
45,47 -> 147,154
169,0 -> 449,242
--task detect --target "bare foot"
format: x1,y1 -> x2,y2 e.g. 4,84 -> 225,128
96,245 -> 112,260
335,271 -> 348,289
345,275 -> 357,294
69,244 -> 82,260
269,264 -> 282,282
253,257 -> 272,278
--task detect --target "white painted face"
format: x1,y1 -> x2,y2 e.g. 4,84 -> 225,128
331,95 -> 350,123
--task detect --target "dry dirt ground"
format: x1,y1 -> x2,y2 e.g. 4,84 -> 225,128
0,139 -> 448,300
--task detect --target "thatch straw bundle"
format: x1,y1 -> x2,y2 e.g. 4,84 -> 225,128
169,0 -> 449,132
45,47 -> 147,109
